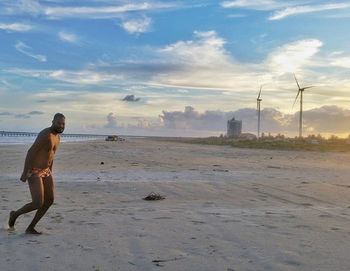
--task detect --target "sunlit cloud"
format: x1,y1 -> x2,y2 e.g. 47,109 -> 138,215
266,39 -> 323,74
150,31 -> 324,91
105,112 -> 118,129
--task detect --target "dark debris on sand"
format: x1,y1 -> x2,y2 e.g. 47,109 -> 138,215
143,192 -> 165,201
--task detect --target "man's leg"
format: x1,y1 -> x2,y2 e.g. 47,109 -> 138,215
9,175 -> 44,228
25,175 -> 54,234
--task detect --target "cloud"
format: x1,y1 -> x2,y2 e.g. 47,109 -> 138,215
0,111 -> 44,118
330,56 -> 350,69
14,114 -> 30,119
227,14 -> 247,18
266,39 -> 323,74
221,0 -> 295,10
122,94 -> 140,102
149,31 -> 325,92
269,3 -> 350,20
3,32 -> 350,112
49,69 -> 123,84
160,106 -> 228,130
5,68 -> 124,85
0,22 -> 32,32
221,1 -> 350,20
0,112 -> 12,116
159,105 -> 350,136
3,1 -> 177,19
58,31 -> 79,43
121,16 -> 152,34
301,105 -> 350,134
15,41 -> 47,62
28,111 -> 44,115
3,0 -> 43,16
104,112 -> 118,129
152,30 -> 242,89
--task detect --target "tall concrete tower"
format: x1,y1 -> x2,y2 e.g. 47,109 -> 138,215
227,117 -> 242,138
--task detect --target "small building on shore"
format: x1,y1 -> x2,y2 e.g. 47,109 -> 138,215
238,133 -> 257,141
227,117 -> 242,138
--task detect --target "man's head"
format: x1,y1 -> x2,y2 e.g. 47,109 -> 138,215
51,113 -> 65,134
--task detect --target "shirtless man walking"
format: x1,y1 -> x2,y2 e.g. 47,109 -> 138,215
8,113 -> 65,234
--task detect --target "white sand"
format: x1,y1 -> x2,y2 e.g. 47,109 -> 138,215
1,138 -> 350,271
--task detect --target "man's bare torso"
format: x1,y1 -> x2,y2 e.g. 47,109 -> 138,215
27,128 -> 60,170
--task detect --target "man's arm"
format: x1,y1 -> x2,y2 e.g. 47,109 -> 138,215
49,134 -> 60,172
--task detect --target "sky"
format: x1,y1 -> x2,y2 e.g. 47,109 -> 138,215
0,0 -> 350,137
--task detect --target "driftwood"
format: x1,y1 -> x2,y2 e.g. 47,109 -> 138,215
143,192 -> 165,201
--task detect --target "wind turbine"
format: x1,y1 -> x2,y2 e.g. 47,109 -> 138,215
293,74 -> 314,138
257,85 -> 262,139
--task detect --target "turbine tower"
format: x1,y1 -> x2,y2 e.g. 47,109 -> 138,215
293,74 -> 314,138
257,85 -> 262,139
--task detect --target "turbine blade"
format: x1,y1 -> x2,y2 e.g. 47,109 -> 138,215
302,86 -> 314,90
292,90 -> 300,109
294,73 -> 301,90
257,85 -> 262,99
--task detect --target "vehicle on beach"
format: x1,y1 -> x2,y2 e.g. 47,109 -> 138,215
105,135 -> 125,141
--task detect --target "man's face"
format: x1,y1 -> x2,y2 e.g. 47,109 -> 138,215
52,117 -> 65,134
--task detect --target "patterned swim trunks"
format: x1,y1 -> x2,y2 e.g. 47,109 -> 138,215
29,167 -> 52,178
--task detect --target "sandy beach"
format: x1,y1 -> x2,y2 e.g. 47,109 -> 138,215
1,138 -> 350,271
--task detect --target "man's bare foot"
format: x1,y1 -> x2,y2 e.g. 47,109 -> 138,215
8,211 -> 17,228
25,228 -> 42,235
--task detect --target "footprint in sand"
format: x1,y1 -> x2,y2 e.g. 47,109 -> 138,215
294,225 -> 312,230
330,227 -> 340,231
203,201 -> 215,205
222,219 -> 241,223
191,220 -> 206,225
75,221 -> 87,225
27,239 -> 41,244
300,203 -> 313,207
50,213 -> 63,223
282,259 -> 302,267
86,222 -> 103,226
94,210 -> 102,216
261,224 -> 278,229
265,211 -> 276,215
77,244 -> 94,251
140,208 -> 155,212
319,214 -> 332,218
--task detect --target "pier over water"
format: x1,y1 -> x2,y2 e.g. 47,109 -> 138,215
0,131 -> 108,139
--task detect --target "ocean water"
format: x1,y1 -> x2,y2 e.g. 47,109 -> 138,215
0,136 -> 100,145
